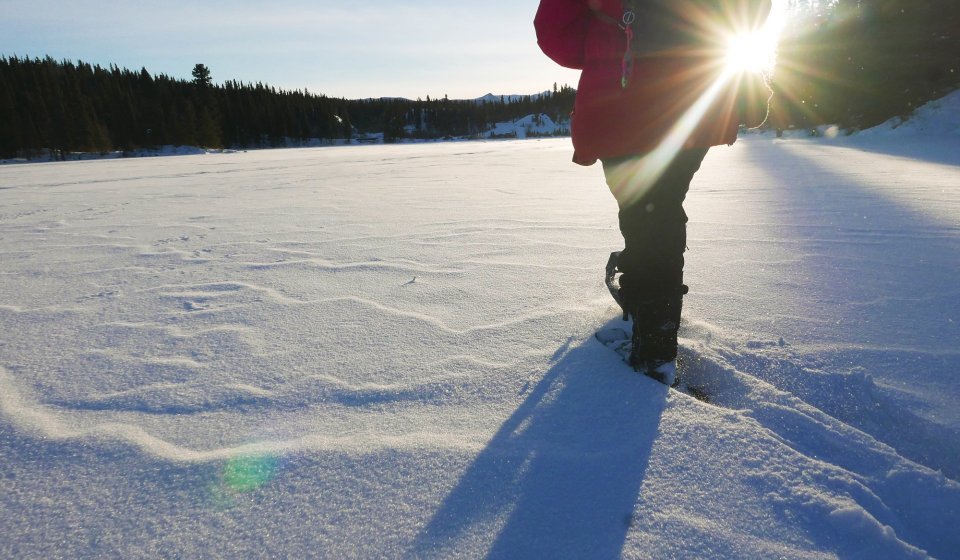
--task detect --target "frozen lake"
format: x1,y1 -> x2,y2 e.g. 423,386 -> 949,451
1,137 -> 958,558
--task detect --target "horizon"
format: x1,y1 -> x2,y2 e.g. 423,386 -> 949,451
0,0 -> 581,100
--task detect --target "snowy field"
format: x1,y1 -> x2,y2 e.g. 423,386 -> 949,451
1,129 -> 959,558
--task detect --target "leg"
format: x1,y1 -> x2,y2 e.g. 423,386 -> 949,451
601,148 -> 709,379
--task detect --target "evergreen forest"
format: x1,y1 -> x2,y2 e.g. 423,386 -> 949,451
771,0 -> 959,131
0,57 -> 575,158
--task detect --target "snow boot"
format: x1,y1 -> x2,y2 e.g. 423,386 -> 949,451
624,288 -> 686,386
606,251 -> 686,386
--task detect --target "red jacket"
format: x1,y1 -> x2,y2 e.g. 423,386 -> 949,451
535,0 -> 771,165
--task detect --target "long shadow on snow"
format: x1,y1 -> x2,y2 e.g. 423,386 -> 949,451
748,144 -> 960,481
411,323 -> 667,558
834,136 -> 960,167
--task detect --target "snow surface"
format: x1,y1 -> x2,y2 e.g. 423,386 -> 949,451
858,89 -> 960,139
1,126 -> 959,558
490,114 -> 566,139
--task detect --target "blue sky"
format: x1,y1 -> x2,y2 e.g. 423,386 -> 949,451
0,0 -> 581,100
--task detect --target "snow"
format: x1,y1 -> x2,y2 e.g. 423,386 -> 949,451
489,113 -> 567,139
1,107 -> 960,558
0,145 -> 243,165
856,89 -> 960,138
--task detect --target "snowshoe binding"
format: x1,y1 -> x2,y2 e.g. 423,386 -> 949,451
605,251 -> 628,320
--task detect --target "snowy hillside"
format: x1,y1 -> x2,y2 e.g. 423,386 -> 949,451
489,113 -> 568,139
1,101 -> 959,557
857,88 -> 960,138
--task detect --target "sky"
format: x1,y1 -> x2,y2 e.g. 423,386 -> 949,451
0,0 -> 581,100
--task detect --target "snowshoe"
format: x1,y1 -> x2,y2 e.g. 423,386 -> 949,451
605,251 -> 628,319
632,357 -> 677,387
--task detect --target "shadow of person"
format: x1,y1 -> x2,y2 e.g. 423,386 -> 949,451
411,321 -> 668,558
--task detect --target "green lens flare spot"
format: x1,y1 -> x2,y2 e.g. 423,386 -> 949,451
222,454 -> 278,493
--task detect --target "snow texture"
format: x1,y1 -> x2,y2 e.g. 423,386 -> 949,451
1,105 -> 959,558
489,114 -> 566,139
859,89 -> 960,139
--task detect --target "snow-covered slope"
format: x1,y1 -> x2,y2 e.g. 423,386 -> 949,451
858,89 -> 960,138
1,126 -> 958,556
489,113 -> 567,138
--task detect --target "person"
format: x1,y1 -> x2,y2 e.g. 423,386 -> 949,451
535,0 -> 771,384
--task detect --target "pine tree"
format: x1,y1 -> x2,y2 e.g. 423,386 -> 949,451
192,64 -> 212,87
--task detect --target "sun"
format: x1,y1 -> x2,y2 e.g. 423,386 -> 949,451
723,1 -> 787,75
725,31 -> 773,74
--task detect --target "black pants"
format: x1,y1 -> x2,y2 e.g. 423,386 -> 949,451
602,148 -> 709,303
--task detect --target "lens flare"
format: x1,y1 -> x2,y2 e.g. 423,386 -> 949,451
607,2 -> 788,208
606,69 -> 736,208
210,452 -> 280,506
223,454 -> 278,492
726,31 -> 771,74
724,1 -> 787,75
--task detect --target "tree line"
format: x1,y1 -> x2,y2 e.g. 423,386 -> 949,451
772,0 -> 960,131
0,56 -> 576,158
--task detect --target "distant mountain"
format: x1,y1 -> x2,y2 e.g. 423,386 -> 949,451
361,92 -> 553,104
475,92 -> 552,104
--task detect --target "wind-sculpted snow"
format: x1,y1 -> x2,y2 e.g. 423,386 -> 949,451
1,139 -> 959,559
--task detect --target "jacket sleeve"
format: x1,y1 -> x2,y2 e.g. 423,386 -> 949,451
534,0 -> 592,70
